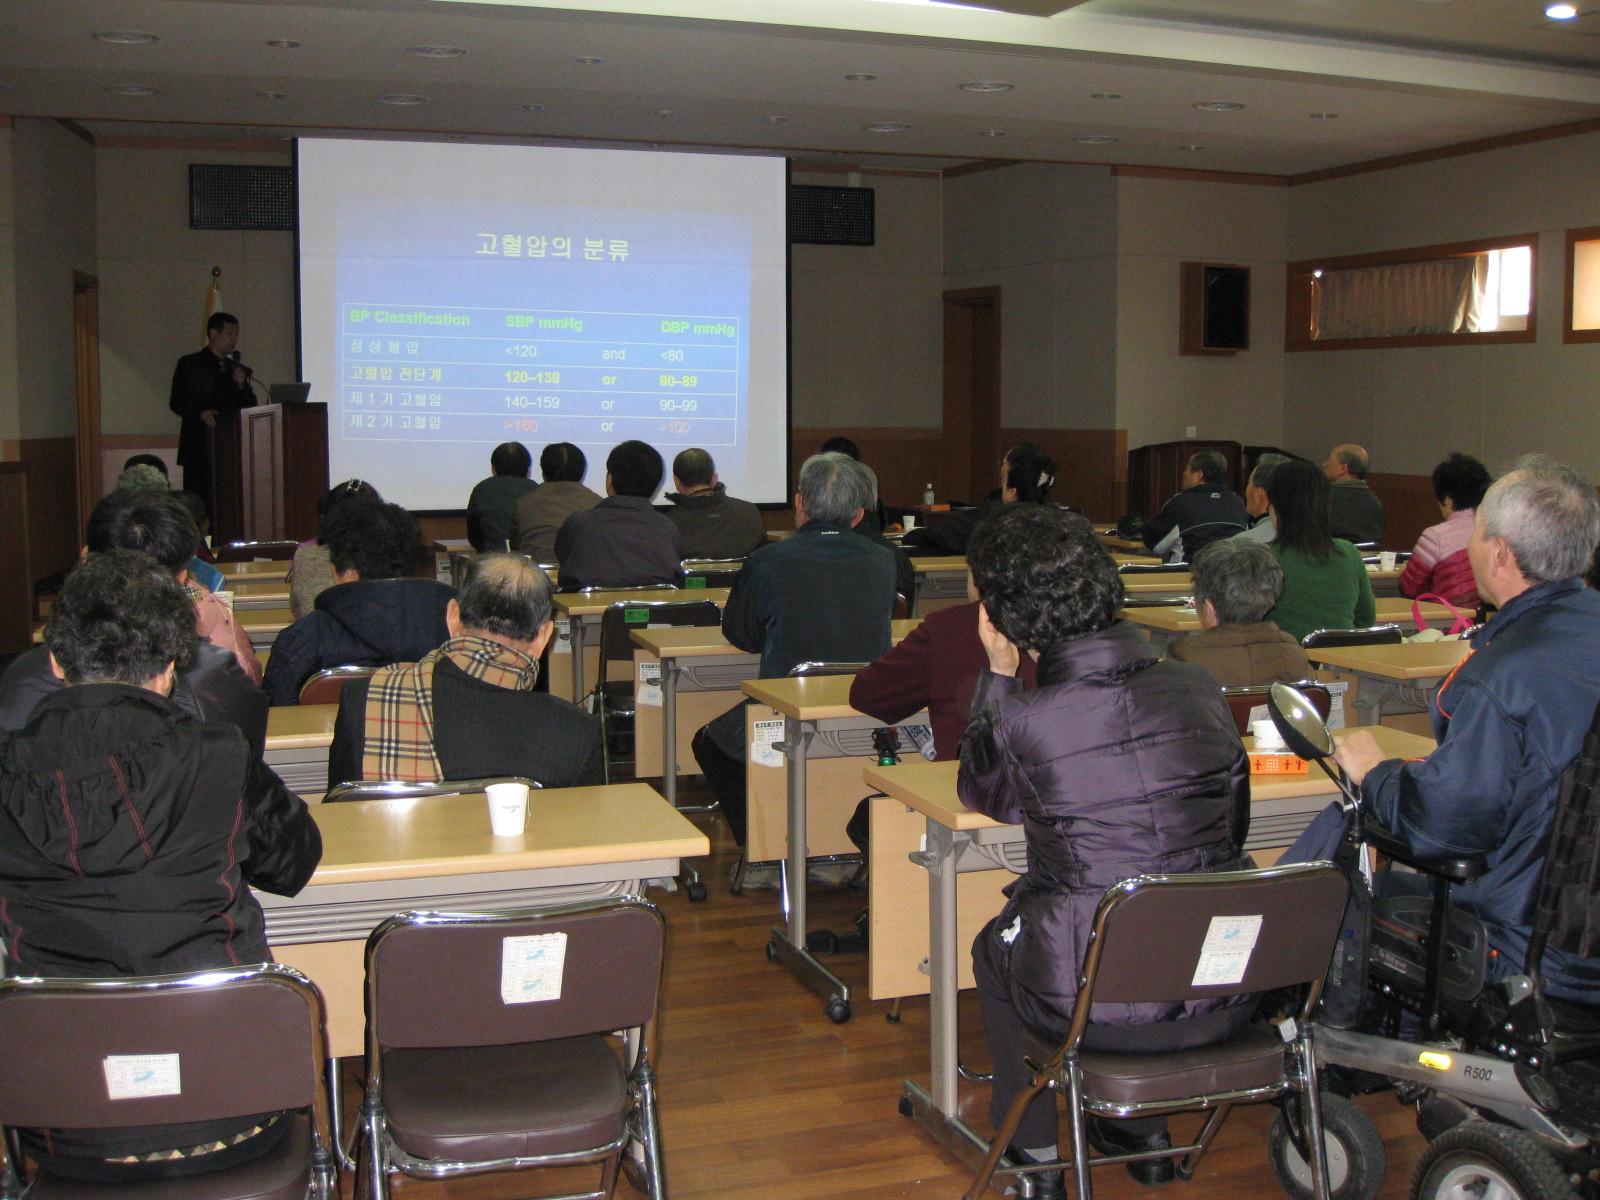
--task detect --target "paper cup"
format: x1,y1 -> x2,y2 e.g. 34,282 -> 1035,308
214,589 -> 235,611
1251,718 -> 1287,751
486,782 -> 529,837
1378,551 -> 1397,571
902,513 -> 917,532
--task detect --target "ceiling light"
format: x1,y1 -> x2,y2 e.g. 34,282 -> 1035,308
1075,135 -> 1118,145
845,72 -> 878,82
1090,92 -> 1122,100
576,56 -> 603,65
864,121 -> 909,133
266,38 -> 302,49
1193,100 -> 1245,112
256,90 -> 287,100
103,84 -> 158,96
1181,143 -> 1206,151
960,80 -> 1013,93
93,30 -> 158,46
978,129 -> 1006,137
522,102 -> 546,112
654,108 -> 673,118
1546,2 -> 1579,16
408,45 -> 468,58
763,115 -> 788,124
377,93 -> 428,106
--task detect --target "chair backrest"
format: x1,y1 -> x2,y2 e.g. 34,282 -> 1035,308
1300,623 -> 1403,650
1066,864 -> 1349,1046
1120,562 -> 1188,575
216,539 -> 299,563
365,898 -> 665,1057
788,661 -> 870,678
1120,594 -> 1191,608
298,663 -> 380,706
1222,682 -> 1331,736
681,558 -> 744,590
0,964 -> 329,1136
893,592 -> 911,620
1360,551 -> 1412,565
324,776 -> 542,804
1457,623 -> 1484,641
596,599 -> 722,672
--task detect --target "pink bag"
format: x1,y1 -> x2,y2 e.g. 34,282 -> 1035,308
1412,592 -> 1474,637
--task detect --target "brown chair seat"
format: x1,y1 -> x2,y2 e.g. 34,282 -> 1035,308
1080,1025 -> 1286,1108
34,1114 -> 312,1200
383,1037 -> 627,1162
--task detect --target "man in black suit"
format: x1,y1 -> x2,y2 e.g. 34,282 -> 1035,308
327,553 -> 604,789
169,310 -> 255,515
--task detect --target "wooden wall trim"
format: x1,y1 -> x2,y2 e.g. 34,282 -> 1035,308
93,135 -> 291,153
1112,164 -> 1287,188
1565,226 -> 1600,345
1289,113 -> 1600,187
0,116 -> 13,130
100,432 -> 179,448
56,118 -> 94,145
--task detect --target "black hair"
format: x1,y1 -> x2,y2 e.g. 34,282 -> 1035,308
122,453 -> 169,477
207,311 -> 238,333
819,436 -> 861,461
47,550 -> 196,684
968,505 -> 1124,650
459,553 -> 552,642
1004,443 -> 1056,504
316,478 -> 380,522
322,499 -> 425,579
84,489 -> 199,575
606,440 -> 664,498
1188,449 -> 1228,485
1431,452 -> 1491,512
540,442 -> 587,483
1266,459 -> 1334,562
672,447 -> 715,489
172,490 -> 210,540
491,442 -> 533,477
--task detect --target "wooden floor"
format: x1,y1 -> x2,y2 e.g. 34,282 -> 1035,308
337,777 -> 1432,1200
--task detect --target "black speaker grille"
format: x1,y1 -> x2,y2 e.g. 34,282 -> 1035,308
188,164 -> 295,231
789,184 -> 875,247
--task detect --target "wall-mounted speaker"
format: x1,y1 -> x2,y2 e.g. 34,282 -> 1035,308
188,164 -> 295,231
789,184 -> 875,247
1180,262 -> 1250,355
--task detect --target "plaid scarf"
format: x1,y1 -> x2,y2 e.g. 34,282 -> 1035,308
361,635 -> 540,782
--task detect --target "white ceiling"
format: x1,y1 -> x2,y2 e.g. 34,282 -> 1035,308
2,0 -> 1598,177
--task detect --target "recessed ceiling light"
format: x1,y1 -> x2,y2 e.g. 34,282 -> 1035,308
266,38 -> 301,49
959,80 -> 1013,94
845,72 -> 878,82
763,114 -> 789,124
1090,92 -> 1122,100
522,102 -> 546,112
978,129 -> 1006,137
1075,135 -> 1118,145
103,84 -> 158,97
576,56 -> 603,65
408,45 -> 468,59
1193,100 -> 1245,112
377,93 -> 427,106
256,90 -> 287,101
654,108 -> 673,118
93,30 -> 158,46
864,121 -> 909,133
1546,1 -> 1579,16
1309,111 -> 1338,119
1181,143 -> 1206,151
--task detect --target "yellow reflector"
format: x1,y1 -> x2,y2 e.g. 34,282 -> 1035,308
1418,1051 -> 1453,1071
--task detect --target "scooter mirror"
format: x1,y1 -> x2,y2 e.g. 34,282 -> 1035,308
1269,682 -> 1335,761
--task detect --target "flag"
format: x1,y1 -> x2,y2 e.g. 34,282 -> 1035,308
203,267 -> 221,340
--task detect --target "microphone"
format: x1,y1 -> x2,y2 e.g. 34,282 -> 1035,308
228,351 -> 253,378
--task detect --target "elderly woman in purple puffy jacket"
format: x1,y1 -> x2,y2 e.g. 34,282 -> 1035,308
960,506 -> 1253,1195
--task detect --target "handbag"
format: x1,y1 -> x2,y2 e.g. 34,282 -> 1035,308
1411,592 -> 1473,637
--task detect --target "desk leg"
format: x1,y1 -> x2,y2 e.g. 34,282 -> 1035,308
570,618 -> 587,703
766,718 -> 852,1022
1351,674 -> 1394,726
662,661 -> 708,902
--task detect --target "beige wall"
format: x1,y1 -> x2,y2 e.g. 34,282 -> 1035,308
789,170 -> 943,429
95,144 -> 296,439
0,123 -> 18,446
1284,130 -> 1600,477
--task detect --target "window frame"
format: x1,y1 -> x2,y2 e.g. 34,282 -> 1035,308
1285,232 -> 1539,352
1563,226 -> 1600,345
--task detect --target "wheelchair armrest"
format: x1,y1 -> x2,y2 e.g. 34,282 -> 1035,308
1359,820 -> 1488,883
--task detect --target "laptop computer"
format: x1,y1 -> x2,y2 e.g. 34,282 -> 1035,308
268,382 -> 312,405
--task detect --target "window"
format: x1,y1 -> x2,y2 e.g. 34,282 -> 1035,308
1286,234 -> 1537,351
1565,227 -> 1600,344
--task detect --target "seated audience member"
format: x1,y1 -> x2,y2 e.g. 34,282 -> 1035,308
663,447 -> 767,559
1323,442 -> 1385,544
328,554 -> 602,788
1170,538 -> 1313,686
1334,458 -> 1600,1004
0,550 -> 321,1184
1399,451 -> 1491,607
288,478 -> 381,619
961,506 -> 1252,1193
820,435 -> 889,537
513,441 -> 602,563
692,452 -> 899,847
555,439 -> 683,591
903,442 -> 1056,556
122,451 -> 170,478
851,595 -> 1037,760
1141,449 -> 1248,562
1234,452 -> 1289,543
466,441 -> 540,552
1265,459 -> 1376,642
263,499 -> 453,705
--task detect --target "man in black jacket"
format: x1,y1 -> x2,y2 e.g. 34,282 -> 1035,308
327,553 -> 603,788
1141,448 -> 1248,563
662,447 -> 767,560
0,550 -> 321,1183
555,439 -> 683,591
169,310 -> 255,515
692,452 -> 898,846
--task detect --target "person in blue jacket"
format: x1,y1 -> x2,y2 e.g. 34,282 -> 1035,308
1335,456 -> 1600,1004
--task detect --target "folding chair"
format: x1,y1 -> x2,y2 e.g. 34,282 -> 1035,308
0,963 -> 336,1200
356,897 -> 668,1200
680,557 -> 744,589
967,863 -> 1350,1200
324,775 -> 541,804
1221,682 -> 1331,737
1300,624 -> 1402,651
298,664 -> 379,706
216,540 -> 299,563
1119,561 -> 1189,574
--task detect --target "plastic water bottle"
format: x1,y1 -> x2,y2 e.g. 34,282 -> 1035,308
922,482 -> 935,506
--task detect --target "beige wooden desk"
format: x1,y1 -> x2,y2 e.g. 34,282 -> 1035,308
551,587 -> 729,703
1308,639 -> 1470,724
908,556 -> 968,614
866,724 -> 1436,1152
219,560 -> 289,583
241,605 -> 293,650
1123,597 -> 1452,653
266,783 -> 709,1058
228,579 -> 289,610
264,702 -> 337,795
1096,530 -> 1151,554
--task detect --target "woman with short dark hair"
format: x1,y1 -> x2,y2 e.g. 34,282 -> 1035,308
960,506 -> 1252,1194
1264,459 -> 1376,641
1170,538 -> 1312,685
1398,451 -> 1491,606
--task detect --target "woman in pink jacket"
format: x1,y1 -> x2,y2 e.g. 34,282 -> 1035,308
1399,452 -> 1491,608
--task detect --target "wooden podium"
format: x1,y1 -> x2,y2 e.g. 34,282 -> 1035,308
212,402 -> 329,545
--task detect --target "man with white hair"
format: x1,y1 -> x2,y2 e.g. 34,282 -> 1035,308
1335,456 -> 1600,1002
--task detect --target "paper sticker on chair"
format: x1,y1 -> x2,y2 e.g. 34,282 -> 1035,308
751,719 -> 785,768
501,932 -> 568,1004
104,1053 -> 181,1100
637,661 -> 662,707
1190,914 -> 1263,987
553,619 -> 572,655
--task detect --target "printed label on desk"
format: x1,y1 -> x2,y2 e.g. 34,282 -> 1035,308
1325,680 -> 1349,730
501,932 -> 568,1005
751,719 -> 785,768
637,661 -> 662,707
104,1053 -> 182,1100
553,618 -> 571,655
1191,914 -> 1263,987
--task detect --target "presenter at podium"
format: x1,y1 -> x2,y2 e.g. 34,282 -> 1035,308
169,310 -> 255,516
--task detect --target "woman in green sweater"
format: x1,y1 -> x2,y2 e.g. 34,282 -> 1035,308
1264,459 -> 1376,642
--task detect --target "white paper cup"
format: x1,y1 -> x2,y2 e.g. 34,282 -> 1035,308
486,782 -> 529,837
1251,718 -> 1287,751
214,589 -> 235,611
1378,551 -> 1397,571
902,513 -> 917,532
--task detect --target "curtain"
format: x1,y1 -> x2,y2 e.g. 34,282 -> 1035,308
1311,255 -> 1481,339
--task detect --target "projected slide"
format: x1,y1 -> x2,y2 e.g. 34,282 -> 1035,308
298,140 -> 788,509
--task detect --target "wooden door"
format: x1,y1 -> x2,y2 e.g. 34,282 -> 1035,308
942,287 -> 1001,505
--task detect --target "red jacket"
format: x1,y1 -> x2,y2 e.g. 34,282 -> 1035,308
850,602 -> 1036,759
